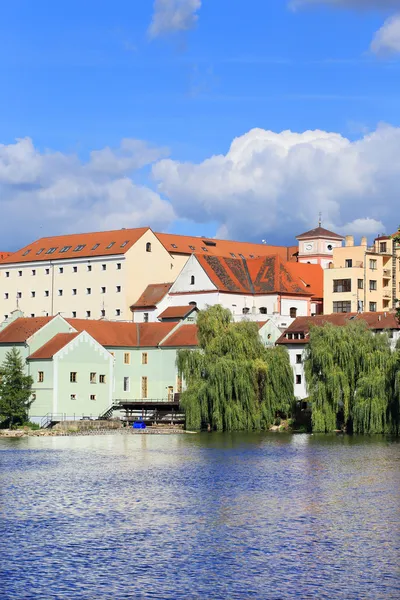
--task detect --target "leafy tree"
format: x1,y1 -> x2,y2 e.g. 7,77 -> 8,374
0,348 -> 34,428
177,305 -> 294,431
304,321 -> 400,434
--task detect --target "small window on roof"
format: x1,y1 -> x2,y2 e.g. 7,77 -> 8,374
203,240 -> 217,247
120,241 -> 129,248
106,242 -> 115,249
171,244 -> 178,249
60,246 -> 71,253
45,247 -> 57,254
249,254 -> 255,258
74,244 -> 86,252
201,247 -> 209,252
36,248 -> 45,255
22,250 -> 31,256
239,254 -> 245,259
92,243 -> 100,251
189,245 -> 195,251
230,253 -> 236,258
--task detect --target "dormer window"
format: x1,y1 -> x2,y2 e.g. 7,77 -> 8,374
74,244 -> 86,252
171,244 -> 178,249
60,246 -> 71,253
201,247 -> 208,252
36,248 -> 44,255
239,254 -> 245,259
230,253 -> 236,258
189,245 -> 195,251
22,250 -> 31,256
146,242 -> 152,252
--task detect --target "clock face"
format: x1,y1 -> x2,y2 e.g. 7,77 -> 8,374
305,244 -> 313,251
327,244 -> 333,251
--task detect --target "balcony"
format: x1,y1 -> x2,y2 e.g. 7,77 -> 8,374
383,269 -> 391,277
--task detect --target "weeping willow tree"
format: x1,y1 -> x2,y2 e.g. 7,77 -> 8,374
177,305 -> 294,431
304,321 -> 400,434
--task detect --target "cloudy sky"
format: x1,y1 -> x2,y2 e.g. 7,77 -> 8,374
1,0 -> 400,250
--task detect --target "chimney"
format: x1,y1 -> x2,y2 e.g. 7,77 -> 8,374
345,235 -> 354,247
361,236 -> 367,247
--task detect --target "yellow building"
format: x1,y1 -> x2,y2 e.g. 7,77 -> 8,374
324,234 -> 399,314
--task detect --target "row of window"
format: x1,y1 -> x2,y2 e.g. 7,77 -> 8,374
5,286 -> 122,300
120,352 -> 148,365
38,371 -> 107,383
333,279 -> 379,293
333,301 -> 377,313
3,263 -> 122,278
344,259 -> 379,270
23,241 -> 132,257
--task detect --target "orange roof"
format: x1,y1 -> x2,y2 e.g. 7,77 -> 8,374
155,232 -> 298,261
158,306 -> 197,320
160,324 -> 199,347
0,252 -> 11,261
277,311 -> 400,345
1,227 -> 149,264
65,319 -> 176,348
28,332 -> 80,360
131,283 -> 173,309
0,317 -> 53,343
286,262 -> 323,298
194,254 -> 313,296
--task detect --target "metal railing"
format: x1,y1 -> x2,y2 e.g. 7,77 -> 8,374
40,413 -> 67,429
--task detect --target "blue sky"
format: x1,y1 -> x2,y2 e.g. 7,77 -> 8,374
1,0 -> 400,250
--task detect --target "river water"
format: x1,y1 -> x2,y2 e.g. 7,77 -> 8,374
0,432 -> 399,599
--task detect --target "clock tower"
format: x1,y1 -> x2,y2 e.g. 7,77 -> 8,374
296,223 -> 344,269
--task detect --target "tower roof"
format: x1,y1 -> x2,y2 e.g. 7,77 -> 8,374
296,226 -> 344,241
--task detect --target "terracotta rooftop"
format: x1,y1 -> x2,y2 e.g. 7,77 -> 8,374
28,332 -> 80,360
155,232 -> 298,261
286,262 -> 323,298
1,227 -> 149,264
194,254 -> 315,296
277,312 -> 400,345
296,226 -> 344,241
65,319 -> 177,348
0,317 -> 53,343
158,305 -> 197,320
0,252 -> 11,261
160,324 -> 199,347
131,283 -> 173,310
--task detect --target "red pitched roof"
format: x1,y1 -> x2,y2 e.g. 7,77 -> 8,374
1,228 -> 149,264
296,226 -> 344,241
160,324 -> 199,347
131,283 -> 173,310
277,312 -> 400,345
28,333 -> 80,360
286,262 -> 323,299
65,319 -> 176,348
0,252 -> 11,261
195,254 -> 314,296
155,232 -> 297,261
0,317 -> 53,343
158,306 -> 197,320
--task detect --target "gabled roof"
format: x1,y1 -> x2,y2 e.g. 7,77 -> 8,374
277,312 -> 400,345
0,317 -> 53,343
131,283 -> 173,310
160,324 -> 199,347
195,254 -> 314,296
1,227 -> 150,264
0,252 -> 11,261
158,306 -> 197,320
155,232 -> 298,261
296,226 -> 344,241
28,333 -> 80,360
286,262 -> 323,298
65,319 -> 177,348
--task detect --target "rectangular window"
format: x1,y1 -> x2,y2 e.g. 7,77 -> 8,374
87,265 -> 92,272
143,312 -> 149,323
102,264 -> 106,271
142,352 -> 148,365
45,268 -> 50,275
58,290 -> 63,296
101,287 -> 106,294
120,241 -> 129,248
17,292 -> 22,299
369,280 -> 377,291
333,301 -> 352,313
74,245 -> 86,252
32,270 -> 36,276
38,371 -> 44,383
91,243 -> 100,251
124,352 -> 130,364
358,279 -> 364,290
296,374 -> 302,385
90,372 -> 97,384
369,302 -> 377,312
333,279 -> 351,293
72,289 -> 77,295
46,248 -> 57,254
86,288 -> 91,295
22,250 -> 30,257
73,266 -> 78,273
31,291 -> 35,298
86,311 -> 91,318
99,374 -> 106,384
117,263 -> 121,270
59,267 -> 63,274
116,309 -> 121,316
345,259 -> 353,268
5,272 -> 9,278
4,293 -> 8,299
123,376 -> 130,392
45,290 -> 49,297
72,311 -> 76,318
60,246 -> 71,253
30,314 -> 35,318
70,394 -> 76,400
18,271 -> 22,277
141,376 -> 148,399
369,259 -> 377,270
296,354 -> 302,364
90,394 -> 96,401
116,286 -> 121,293
106,242 -> 115,249
380,242 -> 387,253
100,309 -> 105,317
70,372 -> 77,382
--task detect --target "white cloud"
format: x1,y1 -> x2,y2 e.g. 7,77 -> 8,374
152,125 -> 400,242
0,137 -> 175,248
371,14 -> 400,53
148,0 -> 201,38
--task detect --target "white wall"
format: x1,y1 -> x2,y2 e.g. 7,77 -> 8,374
286,344 -> 307,400
280,298 -> 308,318
169,255 -> 217,293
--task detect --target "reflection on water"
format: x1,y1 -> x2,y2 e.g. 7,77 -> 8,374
0,433 -> 399,599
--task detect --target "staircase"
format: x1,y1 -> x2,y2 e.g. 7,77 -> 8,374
40,413 -> 65,429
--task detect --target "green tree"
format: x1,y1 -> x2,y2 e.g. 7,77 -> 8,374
177,305 -> 294,431
304,321 -> 400,434
0,348 -> 34,428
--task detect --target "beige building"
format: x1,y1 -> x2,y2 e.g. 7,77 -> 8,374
324,234 -> 399,314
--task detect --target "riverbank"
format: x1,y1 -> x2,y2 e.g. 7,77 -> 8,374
0,426 -> 195,437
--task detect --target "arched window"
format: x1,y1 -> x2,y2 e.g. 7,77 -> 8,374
189,301 -> 197,306
190,275 -> 195,285
290,307 -> 297,318
260,307 -> 267,315
242,307 -> 250,314
146,242 -> 152,253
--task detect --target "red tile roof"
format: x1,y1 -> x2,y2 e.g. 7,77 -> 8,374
0,252 -> 11,261
0,317 -> 53,343
195,254 -> 314,296
160,324 -> 199,347
277,311 -> 400,345
28,332 -> 80,360
155,232 -> 298,261
65,319 -> 177,348
158,306 -> 197,320
286,262 -> 323,298
296,226 -> 344,241
1,228 -> 149,264
131,283 -> 173,310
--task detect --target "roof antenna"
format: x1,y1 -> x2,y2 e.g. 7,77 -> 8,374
318,212 -> 322,228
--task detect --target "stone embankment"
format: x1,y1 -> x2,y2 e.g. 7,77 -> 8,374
0,424 -> 192,437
